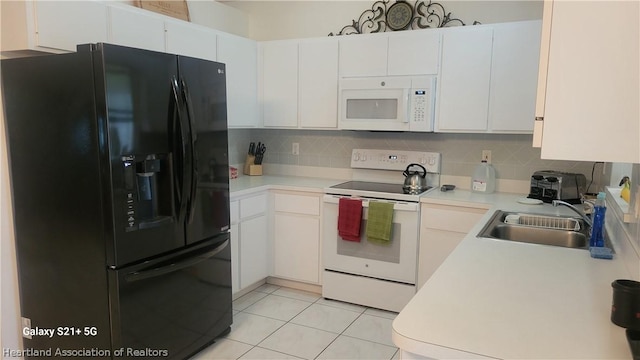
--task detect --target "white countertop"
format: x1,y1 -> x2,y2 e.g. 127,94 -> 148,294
394,190 -> 633,359
230,175 -> 344,198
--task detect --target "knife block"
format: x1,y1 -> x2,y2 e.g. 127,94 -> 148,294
243,155 -> 262,176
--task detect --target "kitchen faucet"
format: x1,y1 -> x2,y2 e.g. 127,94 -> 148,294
551,200 -> 593,227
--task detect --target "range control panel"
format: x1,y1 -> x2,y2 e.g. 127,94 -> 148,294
350,149 -> 441,173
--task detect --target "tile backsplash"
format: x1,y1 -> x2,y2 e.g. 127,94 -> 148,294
230,129 -> 607,192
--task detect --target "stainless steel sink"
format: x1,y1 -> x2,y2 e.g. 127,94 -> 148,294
477,210 -> 591,249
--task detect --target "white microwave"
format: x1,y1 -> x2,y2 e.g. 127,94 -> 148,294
339,76 -> 436,132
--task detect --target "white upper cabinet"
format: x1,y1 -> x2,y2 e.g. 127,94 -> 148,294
299,38 -> 339,128
165,20 -> 217,61
436,26 -> 493,132
339,34 -> 388,77
387,30 -> 440,76
1,1 -> 108,53
436,21 -> 542,133
536,1 -> 639,162
338,31 -> 440,77
488,20 -> 541,132
218,34 -> 259,128
260,38 -> 339,129
108,4 -> 165,52
260,40 -> 299,128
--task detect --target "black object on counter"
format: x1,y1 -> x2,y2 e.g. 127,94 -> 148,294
440,184 -> 456,192
611,279 -> 640,330
627,330 -> 640,360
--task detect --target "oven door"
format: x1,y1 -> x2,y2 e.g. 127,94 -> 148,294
322,195 -> 419,284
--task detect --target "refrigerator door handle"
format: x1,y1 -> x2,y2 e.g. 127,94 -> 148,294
170,77 -> 191,223
181,78 -> 198,224
124,239 -> 229,283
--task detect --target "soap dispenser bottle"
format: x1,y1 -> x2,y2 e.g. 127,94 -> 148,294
589,192 -> 607,247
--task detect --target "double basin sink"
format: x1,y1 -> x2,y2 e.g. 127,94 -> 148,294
478,210 -> 592,249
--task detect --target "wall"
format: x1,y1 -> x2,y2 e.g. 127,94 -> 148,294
188,0 -> 250,37
220,0 -> 544,40
230,129 -> 608,192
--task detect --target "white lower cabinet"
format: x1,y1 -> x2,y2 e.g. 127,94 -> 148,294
418,202 -> 488,290
230,192 -> 269,295
230,223 -> 240,293
240,215 -> 268,288
272,191 -> 321,284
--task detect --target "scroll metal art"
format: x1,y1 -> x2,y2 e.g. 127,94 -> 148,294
329,0 -> 480,36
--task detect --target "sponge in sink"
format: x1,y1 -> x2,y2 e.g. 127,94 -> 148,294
590,247 -> 613,259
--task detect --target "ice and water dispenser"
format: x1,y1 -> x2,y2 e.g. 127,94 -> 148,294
122,154 -> 172,231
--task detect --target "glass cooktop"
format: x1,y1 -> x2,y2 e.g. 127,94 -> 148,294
330,181 -> 431,195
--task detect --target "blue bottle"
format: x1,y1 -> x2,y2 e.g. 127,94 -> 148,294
589,192 -> 607,247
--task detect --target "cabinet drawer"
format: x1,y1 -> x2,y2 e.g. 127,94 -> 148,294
230,200 -> 239,224
240,193 -> 267,219
274,193 -> 320,216
421,204 -> 487,233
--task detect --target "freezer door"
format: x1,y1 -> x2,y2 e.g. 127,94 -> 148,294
95,44 -> 186,266
2,51 -> 113,356
178,56 -> 230,244
108,235 -> 232,359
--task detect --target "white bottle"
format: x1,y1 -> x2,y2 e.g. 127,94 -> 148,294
471,160 -> 496,194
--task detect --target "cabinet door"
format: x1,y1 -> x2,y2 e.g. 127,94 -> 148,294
239,215 -> 268,288
261,40 -> 299,127
388,30 -> 440,76
299,38 -> 339,128
339,34 -> 388,77
34,1 -> 108,52
273,214 -> 320,284
219,34 -> 259,128
231,223 -> 240,294
165,20 -> 217,60
540,1 -> 639,162
418,229 -> 464,290
436,27 -> 493,132
489,21 -> 541,132
108,5 -> 165,52
418,203 -> 486,290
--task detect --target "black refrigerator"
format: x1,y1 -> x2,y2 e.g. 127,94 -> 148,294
2,43 -> 232,359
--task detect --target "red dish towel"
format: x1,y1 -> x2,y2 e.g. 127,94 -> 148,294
338,198 -> 363,242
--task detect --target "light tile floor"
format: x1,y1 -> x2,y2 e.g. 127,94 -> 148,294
191,284 -> 400,360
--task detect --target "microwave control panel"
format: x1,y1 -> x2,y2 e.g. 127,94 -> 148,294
408,77 -> 436,132
410,90 -> 427,123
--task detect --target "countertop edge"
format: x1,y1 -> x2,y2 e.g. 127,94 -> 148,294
395,190 -> 633,360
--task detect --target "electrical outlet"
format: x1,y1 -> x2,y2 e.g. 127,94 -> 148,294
292,143 -> 299,156
482,150 -> 492,163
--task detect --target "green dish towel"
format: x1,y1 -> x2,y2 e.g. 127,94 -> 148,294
366,201 -> 394,244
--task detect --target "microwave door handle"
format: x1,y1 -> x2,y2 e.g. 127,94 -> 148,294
403,89 -> 411,123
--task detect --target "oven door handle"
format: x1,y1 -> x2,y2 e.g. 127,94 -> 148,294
322,194 -> 419,212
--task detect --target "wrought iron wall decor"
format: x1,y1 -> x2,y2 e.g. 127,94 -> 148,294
329,0 -> 480,36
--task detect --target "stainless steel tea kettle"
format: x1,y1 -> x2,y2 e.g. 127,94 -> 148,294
403,163 -> 428,194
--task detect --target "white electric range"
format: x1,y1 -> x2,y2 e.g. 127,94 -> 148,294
322,149 -> 441,312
